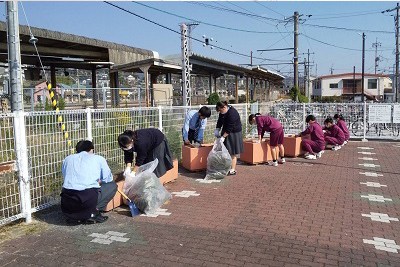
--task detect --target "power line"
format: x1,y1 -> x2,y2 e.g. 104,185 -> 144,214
310,8 -> 388,17
103,1 -> 290,62
308,11 -> 384,20
301,33 -> 392,52
254,1 -> 285,17
188,1 -> 283,22
188,1 -> 393,34
302,23 -> 394,34
133,1 -> 283,34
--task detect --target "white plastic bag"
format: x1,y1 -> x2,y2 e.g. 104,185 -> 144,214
205,138 -> 232,180
123,159 -> 172,214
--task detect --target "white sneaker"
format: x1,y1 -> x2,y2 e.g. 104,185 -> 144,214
316,151 -> 323,158
332,145 -> 341,151
281,158 -> 286,164
305,154 -> 317,160
344,141 -> 348,145
268,161 -> 278,166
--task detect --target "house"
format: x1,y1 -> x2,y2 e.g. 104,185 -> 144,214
24,81 -> 61,103
312,73 -> 392,102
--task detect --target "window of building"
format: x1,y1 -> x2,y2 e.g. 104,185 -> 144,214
329,83 -> 339,89
368,79 -> 377,89
343,80 -> 355,88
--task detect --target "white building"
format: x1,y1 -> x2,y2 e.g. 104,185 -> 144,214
312,73 -> 392,102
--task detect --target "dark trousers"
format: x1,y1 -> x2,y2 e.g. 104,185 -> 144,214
182,128 -> 200,144
96,182 -> 118,211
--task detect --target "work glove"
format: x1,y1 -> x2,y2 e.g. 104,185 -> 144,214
123,167 -> 132,177
255,139 -> 261,144
184,140 -> 191,146
125,171 -> 136,180
220,137 -> 225,143
214,129 -> 221,138
194,142 -> 201,148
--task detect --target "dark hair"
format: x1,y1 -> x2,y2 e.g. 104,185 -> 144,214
118,130 -> 137,148
248,113 -> 262,123
305,115 -> 316,123
333,114 -> 344,120
199,106 -> 211,118
324,117 -> 334,124
215,101 -> 228,111
76,140 -> 94,153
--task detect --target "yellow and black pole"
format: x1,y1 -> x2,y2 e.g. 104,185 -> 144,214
46,82 -> 74,154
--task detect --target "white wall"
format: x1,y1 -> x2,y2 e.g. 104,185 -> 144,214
312,75 -> 390,98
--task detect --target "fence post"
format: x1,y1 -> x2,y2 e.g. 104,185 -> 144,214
86,108 -> 93,141
14,111 -> 32,223
245,102 -> 248,137
302,103 -> 306,131
362,102 -> 368,142
158,106 -> 163,132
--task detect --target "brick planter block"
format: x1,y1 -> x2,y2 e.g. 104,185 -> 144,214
240,139 -> 272,164
181,144 -> 213,171
160,160 -> 178,184
283,135 -> 304,157
105,180 -> 124,211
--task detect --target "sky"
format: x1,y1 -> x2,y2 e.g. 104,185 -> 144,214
0,1 -> 397,77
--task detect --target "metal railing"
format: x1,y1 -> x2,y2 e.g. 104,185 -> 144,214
2,102 -> 400,226
0,103 -> 250,225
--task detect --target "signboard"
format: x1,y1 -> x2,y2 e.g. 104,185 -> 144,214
368,105 -> 392,123
393,104 -> 400,123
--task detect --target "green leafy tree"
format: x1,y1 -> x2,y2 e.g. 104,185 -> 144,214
56,76 -> 74,86
207,92 -> 220,105
289,86 -> 309,103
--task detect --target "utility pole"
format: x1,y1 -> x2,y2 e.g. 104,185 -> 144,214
294,11 -> 299,101
372,38 -> 382,74
361,32 -> 366,102
6,1 -> 32,223
250,51 -> 253,67
7,1 -> 23,111
330,65 -> 334,75
353,66 -> 356,102
382,3 -> 400,102
180,22 -> 198,106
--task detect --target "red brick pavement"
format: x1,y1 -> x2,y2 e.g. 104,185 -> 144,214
1,141 -> 400,266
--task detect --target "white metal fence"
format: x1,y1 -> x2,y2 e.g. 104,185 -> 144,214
1,102 -> 400,226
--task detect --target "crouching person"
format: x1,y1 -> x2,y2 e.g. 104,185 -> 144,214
299,115 -> 325,160
61,140 -> 117,224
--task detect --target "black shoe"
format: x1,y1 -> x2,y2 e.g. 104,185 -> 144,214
84,212 -> 108,224
65,218 -> 83,225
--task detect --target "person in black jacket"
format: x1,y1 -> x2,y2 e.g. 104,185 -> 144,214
214,101 -> 244,176
118,128 -> 173,178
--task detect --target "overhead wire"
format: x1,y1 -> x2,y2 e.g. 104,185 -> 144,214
20,2 -> 48,82
132,1 -> 283,34
104,1 -> 290,62
301,33 -> 392,52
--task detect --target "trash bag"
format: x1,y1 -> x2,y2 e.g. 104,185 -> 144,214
123,159 -> 172,214
205,138 -> 232,180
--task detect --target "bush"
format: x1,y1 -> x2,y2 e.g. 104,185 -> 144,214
313,96 -> 343,103
238,95 -> 247,103
207,92 -> 220,105
289,86 -> 309,103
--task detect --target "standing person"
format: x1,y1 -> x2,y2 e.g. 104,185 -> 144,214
214,101 -> 244,175
182,106 -> 211,147
248,113 -> 285,166
61,140 -> 117,224
334,114 -> 350,144
118,128 -> 173,178
324,117 -> 345,151
298,115 -> 325,160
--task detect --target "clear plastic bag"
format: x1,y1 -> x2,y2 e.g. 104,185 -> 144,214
205,138 -> 232,180
123,159 -> 172,214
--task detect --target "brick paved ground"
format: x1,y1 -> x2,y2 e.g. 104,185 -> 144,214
1,141 -> 400,266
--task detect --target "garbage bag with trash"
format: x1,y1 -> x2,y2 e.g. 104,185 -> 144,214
123,159 -> 171,214
204,138 -> 232,180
